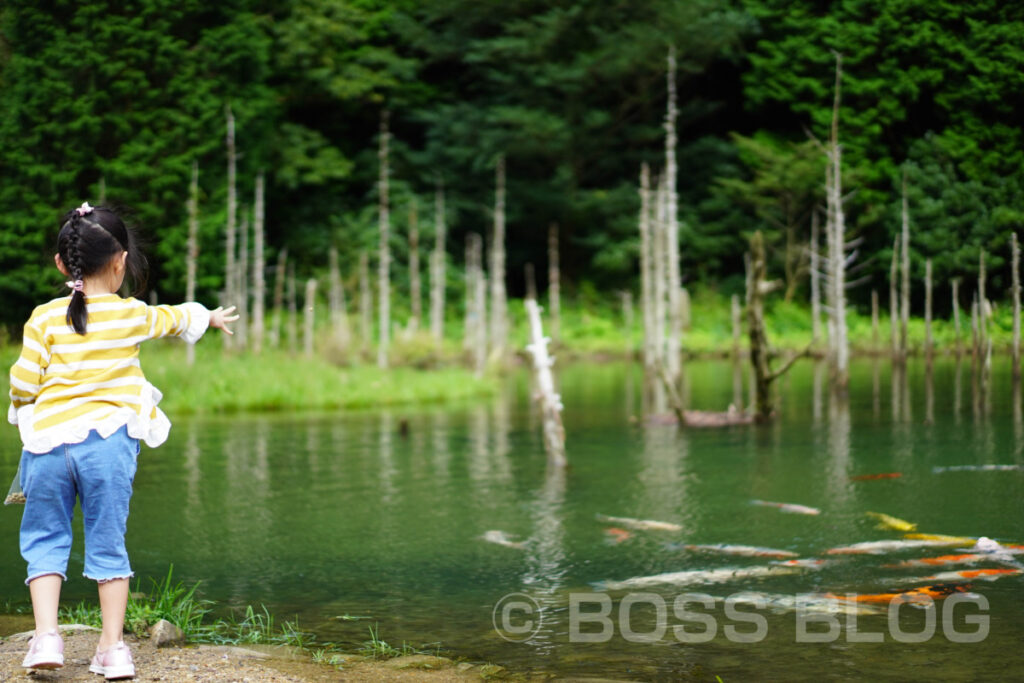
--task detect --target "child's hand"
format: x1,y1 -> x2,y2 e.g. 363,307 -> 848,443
210,306 -> 240,335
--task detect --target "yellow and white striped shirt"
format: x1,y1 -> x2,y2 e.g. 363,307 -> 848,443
8,294 -> 209,454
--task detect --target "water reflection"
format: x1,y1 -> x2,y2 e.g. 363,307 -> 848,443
825,389 -> 851,505
521,464 -> 567,655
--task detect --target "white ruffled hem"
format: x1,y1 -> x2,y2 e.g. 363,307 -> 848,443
13,383 -> 171,455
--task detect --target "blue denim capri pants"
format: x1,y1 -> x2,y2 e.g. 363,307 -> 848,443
19,425 -> 139,585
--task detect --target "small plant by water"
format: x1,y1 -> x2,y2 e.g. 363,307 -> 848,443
358,622 -> 441,660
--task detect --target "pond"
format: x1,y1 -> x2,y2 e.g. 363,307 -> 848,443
2,357 -> 1023,681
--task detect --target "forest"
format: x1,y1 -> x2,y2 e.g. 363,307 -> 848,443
1,0 -> 1022,330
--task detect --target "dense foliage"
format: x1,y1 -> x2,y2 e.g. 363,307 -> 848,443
1,0 -> 1021,326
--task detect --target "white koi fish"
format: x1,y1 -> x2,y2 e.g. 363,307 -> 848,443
933,464 -> 1023,473
770,558 -> 830,569
750,499 -> 821,515
883,553 -> 991,569
826,539 -> 964,555
480,530 -> 527,550
729,592 -> 884,617
672,543 -> 798,559
597,565 -> 801,591
595,513 -> 683,532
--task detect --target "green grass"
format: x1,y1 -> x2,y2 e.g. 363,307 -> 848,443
1,292 -> 1014,416
358,623 -> 442,660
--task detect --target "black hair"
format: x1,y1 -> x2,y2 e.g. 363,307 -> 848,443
57,206 -> 148,335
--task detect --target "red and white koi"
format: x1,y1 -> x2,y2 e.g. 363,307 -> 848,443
826,583 -> 973,605
895,568 -> 1022,583
750,500 -> 821,515
882,553 -> 990,569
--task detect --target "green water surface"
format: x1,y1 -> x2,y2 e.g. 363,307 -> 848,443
2,358 -> 1022,681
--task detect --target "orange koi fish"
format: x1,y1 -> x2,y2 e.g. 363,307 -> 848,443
850,472 -> 902,481
771,558 -> 830,569
883,553 -> 988,569
604,527 -> 633,544
826,583 -> 971,605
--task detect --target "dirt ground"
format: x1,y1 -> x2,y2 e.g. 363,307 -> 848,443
0,625 -> 523,682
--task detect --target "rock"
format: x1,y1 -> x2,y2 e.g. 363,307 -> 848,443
381,654 -> 454,670
478,663 -> 508,679
149,619 -> 185,648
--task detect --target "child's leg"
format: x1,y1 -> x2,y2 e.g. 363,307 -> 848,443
28,574 -> 63,633
74,426 -> 138,649
97,578 -> 129,650
19,448 -> 76,636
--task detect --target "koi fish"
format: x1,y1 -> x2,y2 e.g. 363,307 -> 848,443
898,568 -> 1023,583
904,533 -> 977,544
670,543 -> 798,559
883,554 -> 990,569
771,558 -> 830,569
965,537 -> 1024,554
826,539 -> 964,555
826,583 -> 972,605
933,464 -> 1023,473
595,513 -> 683,532
850,472 -> 902,481
731,592 -> 884,616
597,565 -> 802,591
750,500 -> 821,515
480,530 -> 527,550
604,527 -> 633,544
867,512 -> 917,532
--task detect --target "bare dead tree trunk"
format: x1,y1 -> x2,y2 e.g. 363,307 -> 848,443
429,179 -> 447,343
680,287 -> 691,332
653,173 -> 668,369
924,258 -> 933,363
810,209 -> 821,344
408,199 -> 421,335
638,165 -> 654,370
979,250 -> 991,372
489,155 -> 508,356
252,173 -> 266,355
185,161 -> 200,366
98,175 -> 107,205
900,169 -> 911,357
329,247 -> 351,349
463,238 -> 474,352
665,44 -> 682,387
825,52 -> 849,387
286,262 -> 297,354
236,211 -> 249,351
224,105 -> 237,350
359,251 -> 372,352
524,263 -> 537,301
1014,233 -> 1021,379
970,294 -> 979,359
747,231 -> 806,421
890,237 -> 899,358
731,294 -> 742,357
548,223 -> 561,343
621,290 -> 634,357
952,278 -> 961,356
270,248 -> 286,349
303,278 -> 317,358
525,298 -> 566,467
871,289 -> 879,351
377,110 -> 391,369
468,233 -> 488,377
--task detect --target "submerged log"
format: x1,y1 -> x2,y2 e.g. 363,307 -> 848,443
525,298 -> 566,467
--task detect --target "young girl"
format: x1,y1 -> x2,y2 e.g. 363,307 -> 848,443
9,202 -> 237,679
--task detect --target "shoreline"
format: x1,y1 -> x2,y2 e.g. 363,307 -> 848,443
0,624 -> 523,682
